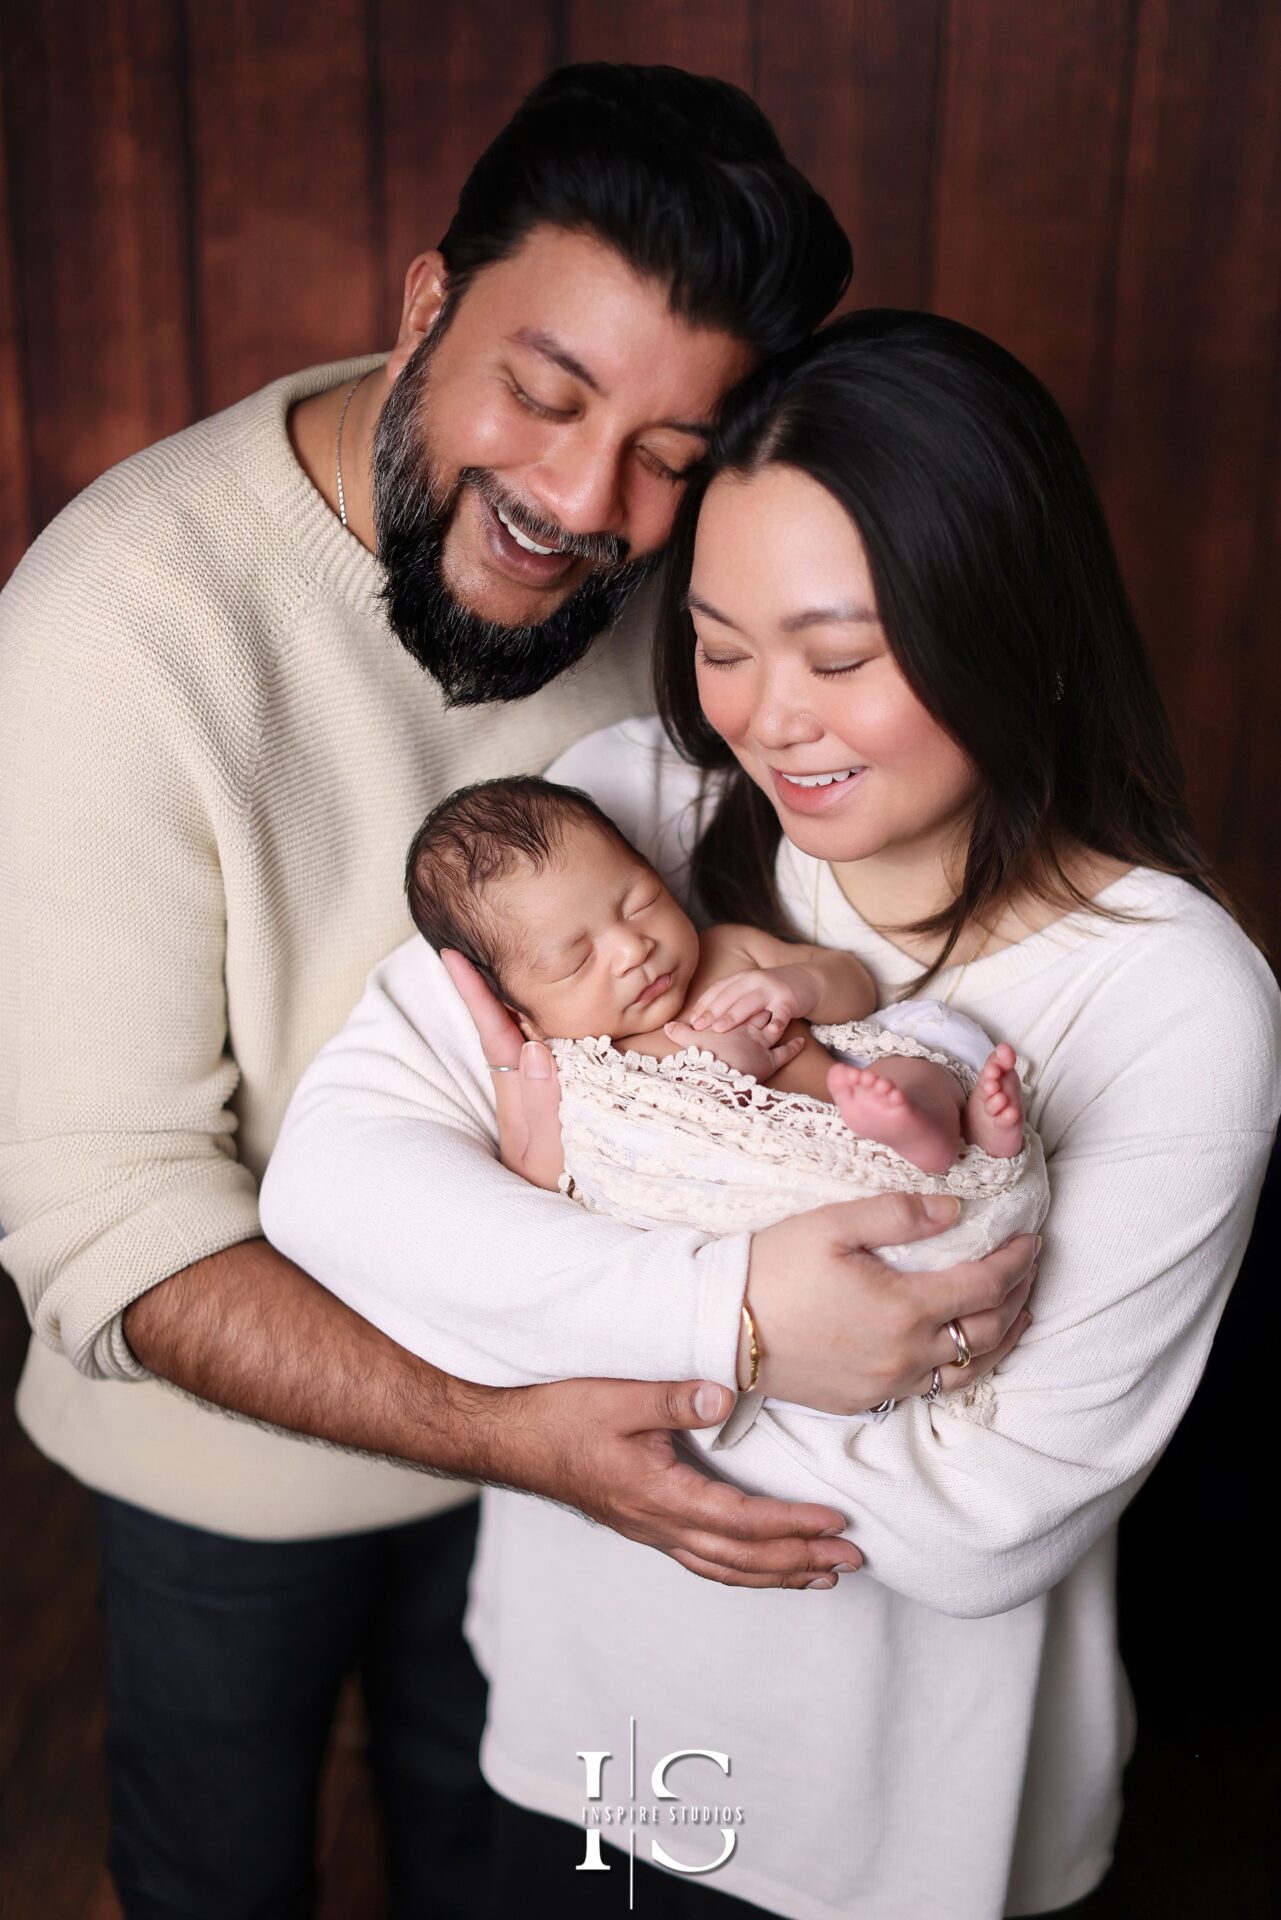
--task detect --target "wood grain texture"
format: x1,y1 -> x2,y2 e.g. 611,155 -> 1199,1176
0,59 -> 33,580
564,0 -> 755,88
757,0 -> 946,312
373,0 -> 556,341
184,0 -> 379,412
1099,0 -> 1281,889
931,0 -> 1135,443
1,0 -> 194,528
0,1 -> 1276,945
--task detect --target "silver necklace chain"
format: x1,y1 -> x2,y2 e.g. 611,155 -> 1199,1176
335,373 -> 365,530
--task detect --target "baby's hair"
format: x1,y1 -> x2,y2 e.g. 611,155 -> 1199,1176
405,775 -> 633,1011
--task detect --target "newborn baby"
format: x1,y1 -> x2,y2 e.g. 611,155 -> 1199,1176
408,774 -> 1049,1425
406,774 -> 1026,1178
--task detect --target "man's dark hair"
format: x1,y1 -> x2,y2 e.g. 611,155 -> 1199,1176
406,775 -> 632,1010
438,63 -> 852,355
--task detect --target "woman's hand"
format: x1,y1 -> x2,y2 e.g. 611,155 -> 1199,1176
440,950 -> 566,1192
681,964 -> 819,1043
746,1193 -> 1038,1414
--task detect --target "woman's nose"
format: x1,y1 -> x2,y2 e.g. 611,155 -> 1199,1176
749,685 -> 825,751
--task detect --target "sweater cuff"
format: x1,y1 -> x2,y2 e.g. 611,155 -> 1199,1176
32,1175 -> 264,1383
691,1231 -> 750,1387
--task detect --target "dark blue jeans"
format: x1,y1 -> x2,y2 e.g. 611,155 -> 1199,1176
96,1492 -> 493,1920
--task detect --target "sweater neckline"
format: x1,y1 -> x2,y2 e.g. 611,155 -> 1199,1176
777,837 -> 1177,996
221,354 -> 390,611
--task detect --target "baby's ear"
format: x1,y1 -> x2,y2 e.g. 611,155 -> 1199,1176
510,1006 -> 544,1043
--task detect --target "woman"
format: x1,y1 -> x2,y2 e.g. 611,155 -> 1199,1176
265,313 -> 1280,1917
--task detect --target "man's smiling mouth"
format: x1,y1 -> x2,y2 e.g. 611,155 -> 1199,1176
475,494 -> 579,588
495,502 -> 564,556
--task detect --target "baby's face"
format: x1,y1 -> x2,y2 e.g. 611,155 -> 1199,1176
491,822 -> 700,1040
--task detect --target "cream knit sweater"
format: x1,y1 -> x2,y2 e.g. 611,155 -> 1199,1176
263,715 -> 1280,1919
0,357 -> 653,1539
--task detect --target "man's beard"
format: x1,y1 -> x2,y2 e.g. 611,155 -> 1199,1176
371,329 -> 657,707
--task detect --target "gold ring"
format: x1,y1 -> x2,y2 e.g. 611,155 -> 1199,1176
946,1320 -> 972,1368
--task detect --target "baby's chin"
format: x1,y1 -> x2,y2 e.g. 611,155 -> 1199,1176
613,977 -> 691,1038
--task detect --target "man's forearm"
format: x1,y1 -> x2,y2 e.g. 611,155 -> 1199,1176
120,1236 -> 860,1593
122,1236 -> 516,1480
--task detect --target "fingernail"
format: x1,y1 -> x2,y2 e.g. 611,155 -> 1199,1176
805,1576 -> 836,1590
924,1195 -> 960,1222
693,1382 -> 725,1421
1033,1234 -> 1043,1254
1020,1311 -> 1033,1329
831,1560 -> 859,1572
521,1042 -> 551,1080
819,1526 -> 846,1537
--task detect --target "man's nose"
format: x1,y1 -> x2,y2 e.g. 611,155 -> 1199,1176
527,429 -> 626,541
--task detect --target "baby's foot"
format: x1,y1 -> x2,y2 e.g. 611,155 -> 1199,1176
964,1043 -> 1024,1158
827,1064 -> 962,1174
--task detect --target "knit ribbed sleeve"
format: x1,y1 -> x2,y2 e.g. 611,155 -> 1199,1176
1,463 -> 264,1379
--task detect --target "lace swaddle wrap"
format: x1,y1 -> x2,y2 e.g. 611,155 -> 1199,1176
548,1012 -> 1049,1427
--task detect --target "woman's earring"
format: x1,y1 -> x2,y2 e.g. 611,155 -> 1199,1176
1053,669 -> 1065,703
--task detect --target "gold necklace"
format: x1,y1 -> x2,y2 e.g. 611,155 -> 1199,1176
335,372 -> 368,530
813,857 -> 993,1004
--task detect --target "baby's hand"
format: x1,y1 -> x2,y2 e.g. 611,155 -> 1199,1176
664,1018 -> 806,1084
682,965 -> 817,1044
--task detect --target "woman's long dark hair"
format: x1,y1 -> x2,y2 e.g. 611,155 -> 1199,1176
655,309 -> 1237,979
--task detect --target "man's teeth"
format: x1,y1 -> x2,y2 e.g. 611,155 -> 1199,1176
780,769 -> 862,788
496,503 -> 562,556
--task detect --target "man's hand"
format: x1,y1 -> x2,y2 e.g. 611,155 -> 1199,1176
517,1375 -> 858,1590
124,1240 -> 857,1592
746,1194 -> 1038,1413
441,948 -> 565,1191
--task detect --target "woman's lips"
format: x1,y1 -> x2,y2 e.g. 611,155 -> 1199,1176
770,767 -> 866,814
476,492 -> 579,589
633,971 -> 674,1009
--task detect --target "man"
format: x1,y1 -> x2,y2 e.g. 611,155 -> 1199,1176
0,64 -> 856,1920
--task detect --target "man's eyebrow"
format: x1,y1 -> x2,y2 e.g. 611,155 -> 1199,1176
683,591 -> 880,633
510,328 -> 602,394
508,329 -> 713,439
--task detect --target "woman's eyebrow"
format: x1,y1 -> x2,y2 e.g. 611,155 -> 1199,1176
779,604 -> 880,632
683,590 -> 742,629
684,590 -> 879,632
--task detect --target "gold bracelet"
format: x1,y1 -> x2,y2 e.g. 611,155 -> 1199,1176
738,1301 -> 761,1393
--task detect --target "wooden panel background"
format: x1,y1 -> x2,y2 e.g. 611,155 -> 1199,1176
1,12 -> 1279,1915
1,0 -> 1278,954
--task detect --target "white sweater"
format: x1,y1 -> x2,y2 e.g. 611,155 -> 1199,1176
0,359 -> 653,1540
262,715 -> 1280,1918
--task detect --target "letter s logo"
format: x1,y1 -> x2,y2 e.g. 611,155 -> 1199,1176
649,1750 -> 737,1875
